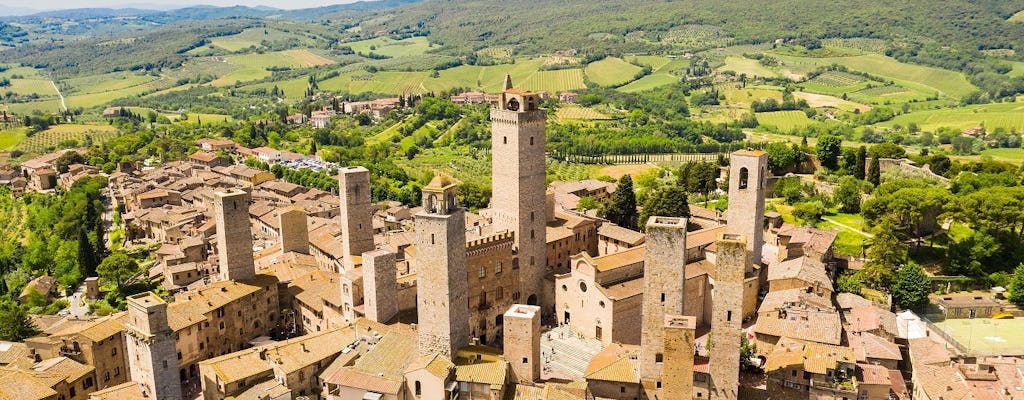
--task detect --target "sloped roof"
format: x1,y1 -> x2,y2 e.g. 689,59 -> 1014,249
584,343 -> 639,383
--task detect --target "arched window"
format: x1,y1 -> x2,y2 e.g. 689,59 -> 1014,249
738,167 -> 749,189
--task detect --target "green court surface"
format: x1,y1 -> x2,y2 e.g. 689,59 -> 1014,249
933,318 -> 1024,355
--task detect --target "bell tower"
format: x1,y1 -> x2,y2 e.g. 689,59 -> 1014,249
490,75 -> 548,310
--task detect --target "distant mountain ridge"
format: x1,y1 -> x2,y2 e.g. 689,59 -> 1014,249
0,0 -> 421,21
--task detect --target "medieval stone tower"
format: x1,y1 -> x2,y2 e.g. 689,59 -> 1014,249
490,75 -> 548,309
215,189 -> 254,282
709,234 -> 747,400
640,216 -> 688,383
504,304 -> 541,383
125,292 -> 182,400
362,249 -> 399,324
415,176 -> 470,359
339,166 -> 374,268
662,315 -> 697,400
278,206 -> 309,255
726,149 -> 767,267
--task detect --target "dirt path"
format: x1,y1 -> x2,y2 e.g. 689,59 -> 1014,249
822,216 -> 873,238
51,81 -> 67,111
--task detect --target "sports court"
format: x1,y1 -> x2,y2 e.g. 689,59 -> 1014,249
932,318 -> 1024,356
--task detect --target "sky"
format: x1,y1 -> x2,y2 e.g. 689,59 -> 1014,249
2,0 -> 361,12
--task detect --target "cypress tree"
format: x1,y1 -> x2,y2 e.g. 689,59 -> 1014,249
868,157 -> 881,186
855,146 -> 867,180
604,175 -> 638,230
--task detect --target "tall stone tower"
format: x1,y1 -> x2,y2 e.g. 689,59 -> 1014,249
415,176 -> 469,359
362,249 -> 398,323
215,189 -> 254,281
726,149 -> 767,267
662,315 -> 696,400
490,75 -> 548,309
640,216 -> 688,383
503,304 -> 541,383
278,206 -> 309,255
125,292 -> 182,400
709,234 -> 746,400
339,166 -> 374,267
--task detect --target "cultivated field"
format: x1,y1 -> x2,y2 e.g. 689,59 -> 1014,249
718,57 -> 778,78
585,57 -> 641,87
15,124 -> 119,154
793,92 -> 871,112
556,106 -> 611,120
346,36 -> 432,58
208,27 -> 308,52
618,74 -> 678,93
0,128 -> 27,150
1010,10 -> 1024,22
877,101 -> 1024,132
773,53 -> 977,99
755,110 -> 814,131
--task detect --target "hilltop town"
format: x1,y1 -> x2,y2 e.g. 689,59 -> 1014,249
0,77 -> 1018,400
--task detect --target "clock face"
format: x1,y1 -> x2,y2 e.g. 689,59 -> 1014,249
507,98 -> 520,111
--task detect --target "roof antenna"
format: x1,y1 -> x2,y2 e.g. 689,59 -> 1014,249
503,74 -> 513,91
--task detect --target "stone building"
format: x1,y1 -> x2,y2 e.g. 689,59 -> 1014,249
639,216 -> 688,384
125,292 -> 182,400
415,176 -> 470,359
504,304 -> 541,383
338,166 -> 375,269
490,75 -> 549,310
661,315 -> 697,400
362,249 -> 399,324
708,234 -> 746,400
215,189 -> 255,282
726,149 -> 767,267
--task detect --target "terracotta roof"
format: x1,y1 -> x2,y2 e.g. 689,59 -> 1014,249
189,151 -> 219,162
778,226 -> 837,256
802,342 -> 854,374
584,343 -> 639,383
86,381 -> 148,400
847,306 -> 897,336
850,332 -> 902,362
597,224 -> 645,245
351,332 -> 417,379
907,337 -> 953,366
767,256 -> 832,291
597,276 -> 644,300
0,342 -> 31,368
202,350 -> 267,384
0,368 -> 59,400
406,354 -> 454,379
888,369 -> 909,399
591,246 -> 645,272
758,288 -> 833,312
857,363 -> 892,386
166,275 -> 278,331
30,356 -> 94,386
915,364 -> 972,400
323,367 -> 403,394
836,293 -> 873,310
233,378 -> 291,399
755,308 -> 842,345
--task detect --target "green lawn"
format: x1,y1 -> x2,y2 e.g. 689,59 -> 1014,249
978,148 -> 1024,164
933,318 -> 1024,356
585,57 -> 641,87
0,128 -> 27,150
755,110 -> 814,131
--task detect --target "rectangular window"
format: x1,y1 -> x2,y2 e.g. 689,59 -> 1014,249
496,263 -> 502,274
479,266 -> 486,279
727,310 -> 732,321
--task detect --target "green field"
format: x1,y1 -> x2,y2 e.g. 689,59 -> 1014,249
773,53 -> 977,99
877,102 -> 1024,132
618,73 -> 678,93
0,128 -> 27,150
632,55 -> 672,70
5,79 -> 58,97
755,110 -> 814,131
977,148 -> 1024,164
1008,61 -> 1024,78
933,318 -> 1024,356
211,50 -> 335,86
208,27 -> 308,52
585,57 -> 641,87
346,36 -> 432,58
718,56 -> 778,78
794,92 -> 871,112
61,72 -> 156,95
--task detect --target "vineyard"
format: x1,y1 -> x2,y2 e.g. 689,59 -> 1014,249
557,105 -> 610,119
858,85 -> 911,96
15,124 -> 119,155
810,71 -> 868,87
821,38 -> 888,53
661,25 -> 733,49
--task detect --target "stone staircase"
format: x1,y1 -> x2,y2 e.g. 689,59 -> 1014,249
541,325 -> 606,380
